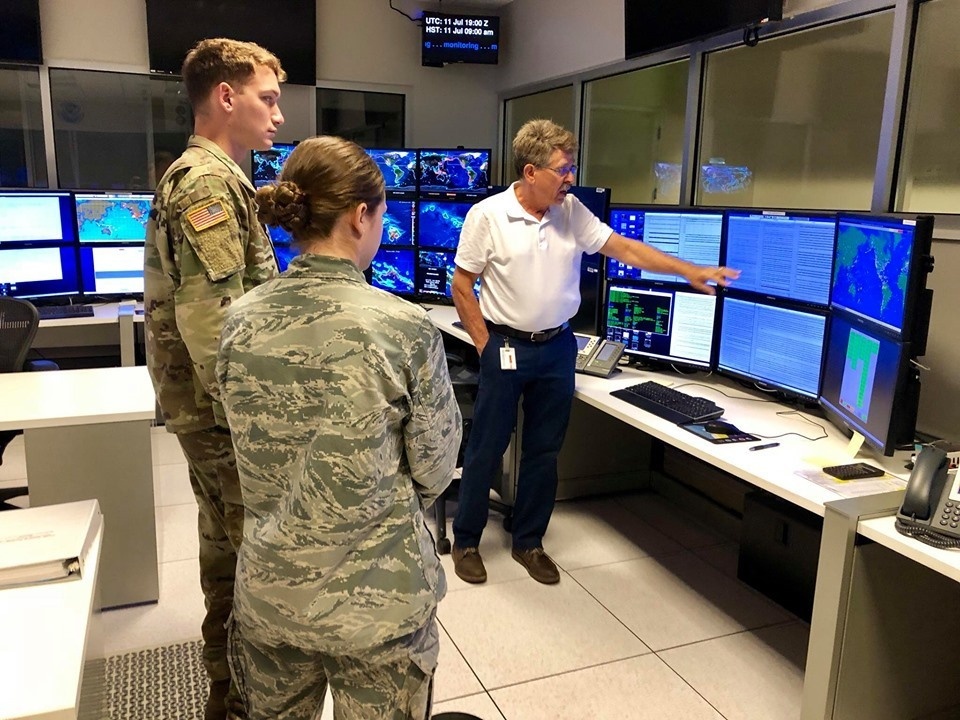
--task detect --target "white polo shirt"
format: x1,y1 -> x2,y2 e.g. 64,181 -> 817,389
455,183 -> 613,332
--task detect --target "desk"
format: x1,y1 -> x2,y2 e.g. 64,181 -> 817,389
0,503 -> 104,720
35,301 -> 143,368
0,366 -> 159,608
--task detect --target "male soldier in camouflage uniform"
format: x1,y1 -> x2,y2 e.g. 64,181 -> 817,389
143,38 -> 284,720
217,136 -> 462,720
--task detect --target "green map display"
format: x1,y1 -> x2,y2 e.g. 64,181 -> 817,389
76,197 -> 150,243
832,221 -> 912,331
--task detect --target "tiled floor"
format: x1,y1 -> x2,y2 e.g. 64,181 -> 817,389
0,429 -> 810,719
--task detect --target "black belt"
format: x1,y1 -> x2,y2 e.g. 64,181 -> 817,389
486,321 -> 568,343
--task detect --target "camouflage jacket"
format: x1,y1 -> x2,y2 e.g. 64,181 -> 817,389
217,254 -> 461,653
144,135 -> 278,434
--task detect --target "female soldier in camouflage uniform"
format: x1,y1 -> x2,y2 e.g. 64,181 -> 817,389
216,136 -> 461,720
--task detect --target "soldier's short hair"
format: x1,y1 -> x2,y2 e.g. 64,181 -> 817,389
181,38 -> 286,111
255,136 -> 386,244
512,119 -> 578,180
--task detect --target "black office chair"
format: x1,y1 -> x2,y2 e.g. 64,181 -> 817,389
0,297 -> 58,509
434,352 -> 512,554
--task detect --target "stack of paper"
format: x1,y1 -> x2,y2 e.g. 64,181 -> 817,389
0,499 -> 102,590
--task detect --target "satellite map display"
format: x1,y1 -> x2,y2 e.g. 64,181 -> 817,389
418,200 -> 473,249
367,149 -> 418,192
833,219 -> 913,331
419,150 -> 489,193
417,250 -> 456,297
75,195 -> 151,243
252,143 -> 297,187
381,200 -> 415,246
370,248 -> 416,296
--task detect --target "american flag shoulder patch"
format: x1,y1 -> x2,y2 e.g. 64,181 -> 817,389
185,199 -> 229,232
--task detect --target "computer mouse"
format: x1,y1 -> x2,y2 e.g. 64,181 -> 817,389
704,420 -> 739,435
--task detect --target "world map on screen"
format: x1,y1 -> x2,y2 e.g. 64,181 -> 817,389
76,198 -> 150,243
832,223 -> 911,330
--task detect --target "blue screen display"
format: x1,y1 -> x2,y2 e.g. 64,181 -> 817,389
417,199 -> 473,249
366,149 -> 418,193
418,149 -> 489,194
369,247 -> 416,297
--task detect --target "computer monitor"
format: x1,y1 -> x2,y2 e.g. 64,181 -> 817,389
0,246 -> 81,299
723,209 -> 836,306
365,149 -> 418,194
417,199 -> 474,250
819,311 -> 919,456
0,191 -> 77,246
716,294 -> 827,402
368,247 -> 416,298
606,207 -> 723,284
603,282 -> 717,370
251,142 -> 297,187
418,148 -> 490,195
381,199 -> 416,246
567,185 -> 612,223
830,213 -> 934,340
74,192 -> 152,245
416,249 -> 457,299
78,245 -> 145,297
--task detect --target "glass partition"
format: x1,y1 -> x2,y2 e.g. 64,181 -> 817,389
0,67 -> 47,187
317,88 -> 405,148
503,86 -> 574,182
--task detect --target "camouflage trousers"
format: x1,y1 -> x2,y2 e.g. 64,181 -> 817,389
176,427 -> 244,688
227,613 -> 439,720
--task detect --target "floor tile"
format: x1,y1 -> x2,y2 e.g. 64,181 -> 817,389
659,621 -> 809,720
620,492 -> 728,549
101,557 -> 205,656
547,495 -> 685,571
154,462 -> 193,507
433,691 -> 506,719
151,427 -> 185,466
438,575 -> 649,689
435,621 -> 485,702
490,654 -> 723,720
156,503 -> 199,563
571,551 -> 792,651
437,518 -> 530,592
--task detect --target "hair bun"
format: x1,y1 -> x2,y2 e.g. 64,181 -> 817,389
255,180 -> 310,232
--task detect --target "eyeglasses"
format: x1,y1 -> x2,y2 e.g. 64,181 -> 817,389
541,164 -> 578,177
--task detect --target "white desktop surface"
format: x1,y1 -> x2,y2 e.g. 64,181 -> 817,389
427,304 -> 910,517
0,366 -> 156,431
36,301 -> 144,329
857,516 -> 960,583
0,522 -> 102,720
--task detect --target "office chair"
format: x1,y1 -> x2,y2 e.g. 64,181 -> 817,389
434,352 -> 512,555
0,297 -> 58,509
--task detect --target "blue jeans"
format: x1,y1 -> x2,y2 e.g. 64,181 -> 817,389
453,327 -> 577,551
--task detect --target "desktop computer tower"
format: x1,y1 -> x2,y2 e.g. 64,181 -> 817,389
570,253 -> 602,334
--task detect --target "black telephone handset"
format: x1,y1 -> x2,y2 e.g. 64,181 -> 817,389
895,446 -> 960,549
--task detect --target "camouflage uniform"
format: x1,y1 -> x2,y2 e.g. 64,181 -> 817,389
144,135 -> 278,706
216,254 -> 461,720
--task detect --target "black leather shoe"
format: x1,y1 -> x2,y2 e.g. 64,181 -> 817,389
452,545 -> 487,583
512,547 -> 560,584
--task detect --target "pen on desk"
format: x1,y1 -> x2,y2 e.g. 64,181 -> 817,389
749,442 -> 780,451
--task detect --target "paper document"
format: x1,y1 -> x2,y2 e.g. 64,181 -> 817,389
0,499 -> 102,589
795,468 -> 906,499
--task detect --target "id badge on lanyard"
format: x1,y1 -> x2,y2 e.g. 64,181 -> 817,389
500,338 -> 517,370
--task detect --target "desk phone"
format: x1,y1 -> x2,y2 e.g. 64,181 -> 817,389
574,333 -> 625,378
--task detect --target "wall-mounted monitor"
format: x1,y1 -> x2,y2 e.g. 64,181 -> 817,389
145,1 -> 316,85
368,247 -> 416,299
717,294 -> 827,402
419,149 -> 490,196
606,206 -> 723,284
819,311 -> 920,456
74,192 -> 153,245
603,282 -> 717,370
78,245 -> 145,298
366,149 -> 418,194
830,213 -> 934,342
422,12 -> 500,67
723,209 -> 836,307
0,0 -> 42,65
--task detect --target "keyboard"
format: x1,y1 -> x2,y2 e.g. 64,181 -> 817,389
610,381 -> 724,425
822,462 -> 885,480
36,304 -> 95,320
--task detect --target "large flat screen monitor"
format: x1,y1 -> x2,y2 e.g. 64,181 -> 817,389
819,311 -> 919,456
603,282 -> 717,370
0,191 -> 77,246
78,245 -> 145,297
418,149 -> 490,196
0,246 -> 81,300
365,149 -> 418,194
724,209 -> 836,306
74,192 -> 152,245
369,247 -> 416,299
830,213 -> 934,340
606,207 -> 723,284
422,12 -> 500,66
717,294 -> 827,401
417,199 -> 473,250
252,143 -> 298,271
381,199 -> 417,247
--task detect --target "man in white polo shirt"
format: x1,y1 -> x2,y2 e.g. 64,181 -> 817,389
450,118 -> 739,584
